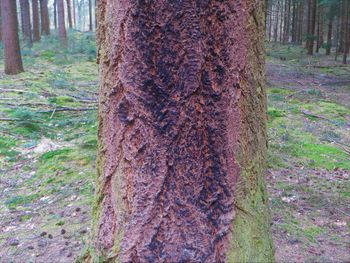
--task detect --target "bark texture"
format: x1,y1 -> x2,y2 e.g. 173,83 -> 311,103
57,0 -> 67,46
20,0 -> 32,46
1,0 -> 24,75
32,0 -> 41,42
91,1 -> 274,262
66,0 -> 73,28
40,0 -> 50,35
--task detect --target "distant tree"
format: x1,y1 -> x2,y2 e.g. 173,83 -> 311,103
87,0 -> 274,262
57,0 -> 67,46
306,0 -> 317,55
1,0 -> 24,74
88,0 -> 92,31
40,0 -> 50,35
32,0 -> 41,42
342,0 -> 349,64
53,0 -> 57,29
0,1 -> 2,42
66,0 -> 73,29
72,0 -> 76,26
20,0 -> 32,47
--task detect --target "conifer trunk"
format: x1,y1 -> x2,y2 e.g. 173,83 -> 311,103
1,0 -> 24,75
20,0 -> 32,47
66,0 -> 73,29
40,0 -> 50,35
32,0 -> 41,42
89,1 -> 274,262
57,0 -> 67,46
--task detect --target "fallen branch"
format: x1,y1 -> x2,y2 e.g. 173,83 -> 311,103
38,107 -> 97,113
300,110 -> 332,122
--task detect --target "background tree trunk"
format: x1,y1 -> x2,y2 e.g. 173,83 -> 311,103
57,0 -> 67,46
89,1 -> 274,262
32,0 -> 41,42
72,0 -> 76,27
326,17 -> 333,55
53,0 -> 57,29
40,0 -> 50,35
88,0 -> 92,31
20,0 -> 32,47
0,1 -> 2,42
66,0 -> 73,29
1,0 -> 24,74
342,0 -> 349,64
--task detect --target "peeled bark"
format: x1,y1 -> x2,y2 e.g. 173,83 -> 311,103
1,0 -> 24,75
66,0 -> 73,29
89,1 -> 274,262
20,0 -> 32,47
32,0 -> 40,42
57,0 -> 67,46
40,0 -> 50,35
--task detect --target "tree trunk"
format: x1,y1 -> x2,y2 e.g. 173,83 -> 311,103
40,0 -> 50,35
88,1 -> 274,262
88,0 -> 92,31
342,0 -> 349,64
32,0 -> 40,42
274,0 -> 280,43
57,0 -> 67,46
20,0 -> 32,47
307,0 -> 317,55
53,0 -> 57,29
326,16 -> 333,56
66,0 -> 73,29
72,0 -> 76,27
1,0 -> 24,75
0,1 -> 2,42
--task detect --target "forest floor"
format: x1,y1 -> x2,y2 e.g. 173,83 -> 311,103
0,34 -> 349,262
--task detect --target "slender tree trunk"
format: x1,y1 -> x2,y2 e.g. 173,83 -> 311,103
66,0 -> 73,29
53,0 -> 57,29
274,0 -> 280,43
57,0 -> 67,46
88,1 -> 274,262
32,0 -> 40,42
307,0 -> 317,55
72,0 -> 76,27
1,0 -> 24,74
40,0 -> 50,35
20,0 -> 32,47
88,0 -> 92,31
326,17 -> 333,55
0,1 -> 2,42
279,0 -> 284,42
343,0 -> 349,64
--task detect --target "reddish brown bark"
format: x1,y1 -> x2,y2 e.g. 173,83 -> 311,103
307,0 -> 317,55
1,0 -> 24,74
40,0 -> 50,35
91,1 -> 273,262
66,0 -> 73,29
32,0 -> 40,42
20,0 -> 32,46
57,0 -> 67,46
